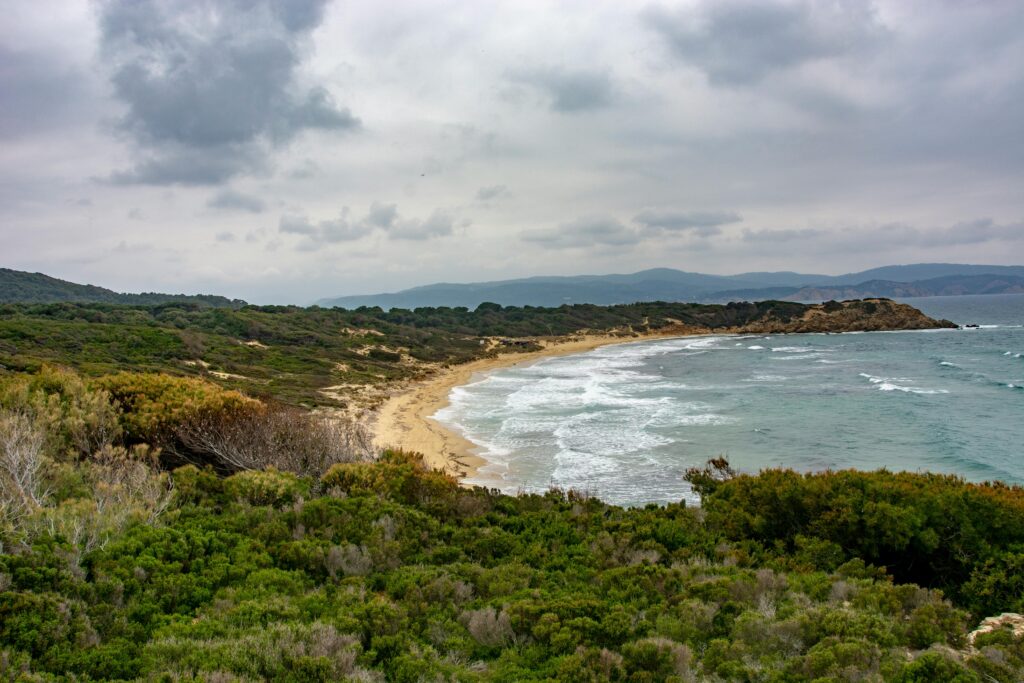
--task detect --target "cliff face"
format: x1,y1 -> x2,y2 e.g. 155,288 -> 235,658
730,299 -> 957,334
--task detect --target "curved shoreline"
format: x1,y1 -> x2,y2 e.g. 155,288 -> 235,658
370,333 -> 687,478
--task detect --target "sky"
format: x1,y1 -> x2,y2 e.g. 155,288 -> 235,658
2,0 -> 1023,304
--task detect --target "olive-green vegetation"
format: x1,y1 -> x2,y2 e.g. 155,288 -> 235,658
1,368 -> 1022,681
0,268 -> 244,307
0,299 -> 928,408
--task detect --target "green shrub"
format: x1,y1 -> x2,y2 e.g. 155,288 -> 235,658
224,468 -> 310,507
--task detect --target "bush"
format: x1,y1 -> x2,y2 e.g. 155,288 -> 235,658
175,402 -> 372,476
224,468 -> 310,507
0,365 -> 120,459
689,461 -> 1024,608
321,450 -> 458,505
96,372 -> 256,445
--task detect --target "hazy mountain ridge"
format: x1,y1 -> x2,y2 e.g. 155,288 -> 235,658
0,268 -> 246,307
318,264 -> 1024,310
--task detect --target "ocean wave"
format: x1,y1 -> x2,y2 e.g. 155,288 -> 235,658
682,337 -> 725,351
747,345 -> 765,350
771,346 -> 817,353
551,449 -> 622,480
939,361 -> 959,367
858,373 -> 949,395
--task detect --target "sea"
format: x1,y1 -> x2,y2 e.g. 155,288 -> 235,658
432,293 -> 1024,507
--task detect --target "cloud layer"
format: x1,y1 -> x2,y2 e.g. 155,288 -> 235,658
1,0 -> 1022,303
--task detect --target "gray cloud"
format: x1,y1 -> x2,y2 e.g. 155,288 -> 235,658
279,214 -> 319,237
508,67 -> 614,112
100,0 -> 359,185
389,210 -> 456,241
522,216 -> 638,248
634,209 -> 742,236
742,219 -> 1024,253
644,0 -> 885,86
207,189 -> 267,213
524,210 -> 743,249
364,202 -> 398,229
215,231 -> 235,242
280,203 -> 456,249
281,211 -> 372,250
0,46 -> 95,138
475,185 -> 508,201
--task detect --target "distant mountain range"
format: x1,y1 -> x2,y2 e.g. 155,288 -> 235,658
0,268 -> 245,307
317,264 -> 1024,309
3,264 -> 1023,310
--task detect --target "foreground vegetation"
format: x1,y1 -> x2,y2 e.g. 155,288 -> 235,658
1,367 -> 1022,681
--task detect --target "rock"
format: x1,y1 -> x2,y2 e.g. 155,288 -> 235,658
966,612 -> 1024,649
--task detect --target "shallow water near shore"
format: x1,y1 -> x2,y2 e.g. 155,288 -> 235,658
433,293 -> 1024,507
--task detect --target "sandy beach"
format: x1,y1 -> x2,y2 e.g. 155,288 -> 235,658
371,332 -> 690,477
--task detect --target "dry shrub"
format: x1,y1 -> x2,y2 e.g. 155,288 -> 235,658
326,543 -> 373,578
27,445 -> 173,553
0,411 -> 48,511
459,607 -> 515,648
174,403 -> 373,476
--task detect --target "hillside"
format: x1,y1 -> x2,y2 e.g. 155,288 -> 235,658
0,299 -> 953,409
318,264 -> 1024,309
712,274 -> 1024,303
0,268 -> 245,307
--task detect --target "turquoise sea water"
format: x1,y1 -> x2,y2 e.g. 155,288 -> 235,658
433,293 -> 1024,506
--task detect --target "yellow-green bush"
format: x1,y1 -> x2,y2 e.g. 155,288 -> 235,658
0,365 -> 120,459
321,449 -> 457,505
224,468 -> 310,507
95,372 -> 256,444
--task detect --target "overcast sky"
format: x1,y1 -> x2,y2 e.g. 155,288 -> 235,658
2,0 -> 1023,304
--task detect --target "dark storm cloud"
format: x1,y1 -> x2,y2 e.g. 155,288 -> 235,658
508,67 -> 614,112
99,0 -> 359,186
634,209 -> 742,237
207,189 -> 267,213
643,0 -> 885,86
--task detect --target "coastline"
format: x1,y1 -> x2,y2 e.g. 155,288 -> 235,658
370,333 -> 684,478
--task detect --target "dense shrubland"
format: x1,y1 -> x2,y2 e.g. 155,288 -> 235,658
0,376 -> 1015,679
0,368 -> 1022,681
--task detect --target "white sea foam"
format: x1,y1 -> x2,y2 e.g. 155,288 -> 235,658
858,373 -> 949,394
748,345 -> 765,350
939,361 -> 959,367
771,346 -> 816,353
770,353 -> 825,361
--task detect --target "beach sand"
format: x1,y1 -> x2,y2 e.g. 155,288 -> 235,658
370,333 -> 688,478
